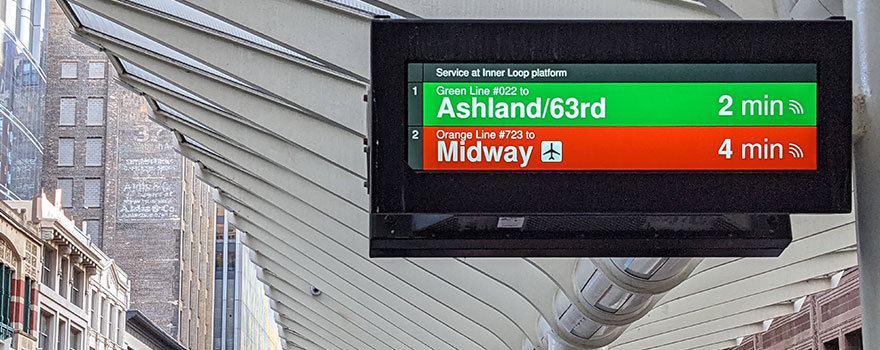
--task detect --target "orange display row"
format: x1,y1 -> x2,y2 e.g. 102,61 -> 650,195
420,126 -> 817,170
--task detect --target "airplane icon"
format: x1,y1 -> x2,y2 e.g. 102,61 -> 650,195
541,141 -> 562,163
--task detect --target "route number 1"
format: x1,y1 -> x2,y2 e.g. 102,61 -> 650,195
718,138 -> 733,159
412,86 -> 418,95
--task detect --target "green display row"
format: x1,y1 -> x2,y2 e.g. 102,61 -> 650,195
416,82 -> 817,127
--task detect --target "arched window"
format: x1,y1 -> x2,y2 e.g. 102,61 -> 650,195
0,263 -> 13,339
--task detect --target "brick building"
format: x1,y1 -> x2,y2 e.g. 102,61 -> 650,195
41,1 -> 215,348
733,268 -> 862,350
0,200 -> 42,349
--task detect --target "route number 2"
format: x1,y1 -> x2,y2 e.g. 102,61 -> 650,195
718,95 -> 733,116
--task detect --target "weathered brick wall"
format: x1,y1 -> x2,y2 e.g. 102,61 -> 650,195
42,0 -> 108,246
103,75 -> 184,336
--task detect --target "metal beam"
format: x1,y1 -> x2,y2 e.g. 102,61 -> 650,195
73,27 -> 367,138
368,0 -> 718,18
249,251 -> 416,350
199,168 -> 514,349
618,301 -> 792,349
258,260 -> 416,350
615,251 -> 858,349
69,0 -> 368,131
197,160 -> 541,348
236,221 -> 440,349
282,329 -> 325,350
153,106 -> 364,209
151,103 -> 368,233
847,0 -> 880,346
148,98 -> 369,212
177,127 -> 544,349
653,323 -> 763,350
180,0 -> 372,78
151,107 -> 366,213
659,222 -> 855,305
615,278 -> 833,345
268,297 -> 369,350
273,310 -> 346,350
193,151 -> 540,348
234,214 -> 467,349
186,151 -> 435,349
696,0 -> 743,18
123,67 -> 366,175
191,162 -> 497,349
258,272 -> 398,349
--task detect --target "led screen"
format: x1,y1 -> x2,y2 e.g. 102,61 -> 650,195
407,63 -> 817,171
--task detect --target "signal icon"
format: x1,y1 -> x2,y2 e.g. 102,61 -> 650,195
788,100 -> 804,115
788,143 -> 804,159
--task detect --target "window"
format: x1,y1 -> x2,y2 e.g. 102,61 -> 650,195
18,0 -> 32,51
85,138 -> 102,166
29,0 -> 43,61
98,295 -> 110,336
825,338 -> 840,350
59,98 -> 76,126
58,318 -> 68,350
227,249 -> 236,271
71,268 -> 83,308
70,326 -> 82,350
56,179 -> 73,208
88,61 -> 105,79
90,292 -> 98,328
86,98 -> 104,125
0,263 -> 12,339
21,61 -> 41,86
24,278 -> 32,332
95,295 -> 107,334
214,247 -> 223,274
58,138 -> 74,166
59,257 -> 68,298
846,329 -> 862,350
84,179 -> 102,208
117,309 -> 125,344
109,305 -> 116,341
3,0 -> 18,36
39,312 -> 52,350
61,61 -> 77,79
85,220 -> 100,242
42,247 -> 56,289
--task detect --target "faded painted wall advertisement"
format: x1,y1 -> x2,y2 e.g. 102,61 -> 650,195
117,118 -> 181,222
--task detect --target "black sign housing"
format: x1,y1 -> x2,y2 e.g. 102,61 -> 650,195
369,19 -> 852,257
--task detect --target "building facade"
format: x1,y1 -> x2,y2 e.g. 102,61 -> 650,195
124,310 -> 185,350
43,0 -> 874,348
213,208 -> 282,350
41,0 -> 111,247
175,157 -> 215,349
0,200 -> 41,349
9,194 -> 129,350
733,268 -> 862,350
0,0 -> 49,201
42,2 -> 215,347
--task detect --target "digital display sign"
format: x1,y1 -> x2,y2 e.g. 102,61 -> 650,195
407,63 -> 818,171
369,19 -> 852,257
